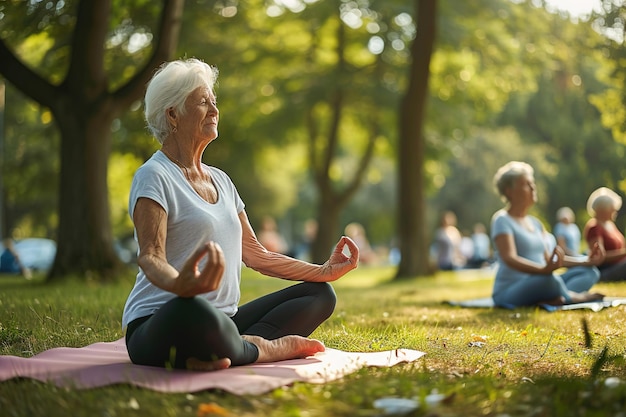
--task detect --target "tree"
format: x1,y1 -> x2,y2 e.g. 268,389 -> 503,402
0,0 -> 185,280
305,16 -> 379,263
177,0 -> 396,262
395,0 -> 437,279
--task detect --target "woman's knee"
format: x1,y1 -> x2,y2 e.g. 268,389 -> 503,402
495,279 -> 561,306
158,296 -> 225,331
306,282 -> 337,317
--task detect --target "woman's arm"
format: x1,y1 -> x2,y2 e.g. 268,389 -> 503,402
494,233 -> 562,274
562,241 -> 605,267
586,235 -> 626,263
240,210 -> 359,282
555,236 -> 576,256
133,197 -> 225,297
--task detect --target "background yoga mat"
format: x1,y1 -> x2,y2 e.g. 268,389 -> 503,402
444,296 -> 626,311
0,339 -> 425,395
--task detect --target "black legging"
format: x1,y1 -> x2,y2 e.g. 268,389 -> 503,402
125,282 -> 336,368
598,258 -> 626,282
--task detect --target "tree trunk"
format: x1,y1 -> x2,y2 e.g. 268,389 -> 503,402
307,18 -> 376,264
49,97 -> 121,280
395,0 -> 437,280
310,195 -> 342,263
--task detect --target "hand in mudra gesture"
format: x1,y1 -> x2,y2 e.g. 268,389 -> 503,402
171,241 -> 225,298
320,236 -> 360,282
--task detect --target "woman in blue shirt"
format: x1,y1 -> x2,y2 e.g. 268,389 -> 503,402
553,206 -> 582,256
490,161 -> 604,307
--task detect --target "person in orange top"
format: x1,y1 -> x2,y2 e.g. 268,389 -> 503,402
583,187 -> 626,282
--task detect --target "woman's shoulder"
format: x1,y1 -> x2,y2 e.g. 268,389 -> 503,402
491,209 -> 509,224
583,218 -> 599,231
132,152 -> 178,188
206,165 -> 236,186
206,164 -> 229,178
135,152 -> 168,174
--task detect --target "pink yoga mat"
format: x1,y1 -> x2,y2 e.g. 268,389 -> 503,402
0,339 -> 425,395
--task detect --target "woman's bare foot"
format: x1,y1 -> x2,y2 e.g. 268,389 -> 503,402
541,296 -> 565,306
242,335 -> 325,363
568,291 -> 605,304
186,357 -> 232,371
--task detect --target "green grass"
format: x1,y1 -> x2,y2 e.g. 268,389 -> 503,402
1,267 -> 626,416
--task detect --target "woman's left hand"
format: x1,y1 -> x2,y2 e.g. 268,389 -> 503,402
320,236 -> 360,281
587,242 -> 606,266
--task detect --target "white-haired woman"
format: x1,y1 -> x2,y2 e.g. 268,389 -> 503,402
122,58 -> 359,371
490,161 -> 604,308
583,187 -> 626,282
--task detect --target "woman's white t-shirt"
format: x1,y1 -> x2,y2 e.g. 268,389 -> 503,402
122,151 -> 245,329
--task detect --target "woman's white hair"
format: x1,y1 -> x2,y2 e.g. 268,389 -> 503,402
144,58 -> 219,144
556,206 -> 575,222
493,161 -> 534,203
587,187 -> 622,217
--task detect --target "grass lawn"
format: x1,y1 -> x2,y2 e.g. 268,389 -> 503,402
1,266 -> 626,416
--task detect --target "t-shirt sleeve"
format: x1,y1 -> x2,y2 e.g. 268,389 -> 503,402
128,164 -> 170,221
491,214 -> 513,240
553,223 -> 564,238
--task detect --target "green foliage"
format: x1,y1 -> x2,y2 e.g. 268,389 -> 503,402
108,152 -> 144,236
1,85 -> 59,238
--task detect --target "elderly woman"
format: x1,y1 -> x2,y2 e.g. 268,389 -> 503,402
583,187 -> 626,282
553,207 -> 581,256
490,161 -> 604,308
123,58 -> 359,371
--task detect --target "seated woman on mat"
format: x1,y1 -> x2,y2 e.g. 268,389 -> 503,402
553,206 -> 582,256
490,161 -> 604,308
122,58 -> 360,371
583,187 -> 626,282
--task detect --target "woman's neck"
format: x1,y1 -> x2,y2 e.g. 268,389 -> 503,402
507,206 -> 528,218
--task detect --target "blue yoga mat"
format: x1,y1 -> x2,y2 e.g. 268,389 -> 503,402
444,297 -> 626,312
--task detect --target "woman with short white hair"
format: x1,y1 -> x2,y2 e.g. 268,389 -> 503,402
583,187 -> 626,282
490,161 -> 604,307
123,58 -> 360,371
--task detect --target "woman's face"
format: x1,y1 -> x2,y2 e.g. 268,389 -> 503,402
595,204 -> 616,222
507,173 -> 537,208
176,86 -> 219,144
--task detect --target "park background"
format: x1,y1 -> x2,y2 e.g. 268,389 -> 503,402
4,2 -> 626,416
1,0 -> 626,280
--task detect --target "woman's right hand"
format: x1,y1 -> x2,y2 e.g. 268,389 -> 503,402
541,245 -> 564,274
171,241 -> 225,297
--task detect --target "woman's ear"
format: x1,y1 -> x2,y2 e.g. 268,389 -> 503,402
166,107 -> 178,126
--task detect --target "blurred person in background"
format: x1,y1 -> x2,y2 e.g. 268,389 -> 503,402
0,237 -> 32,279
433,211 -> 465,271
257,216 -> 289,255
344,222 -> 377,266
490,161 -> 604,308
466,223 -> 492,269
583,187 -> 626,282
553,206 -> 581,256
